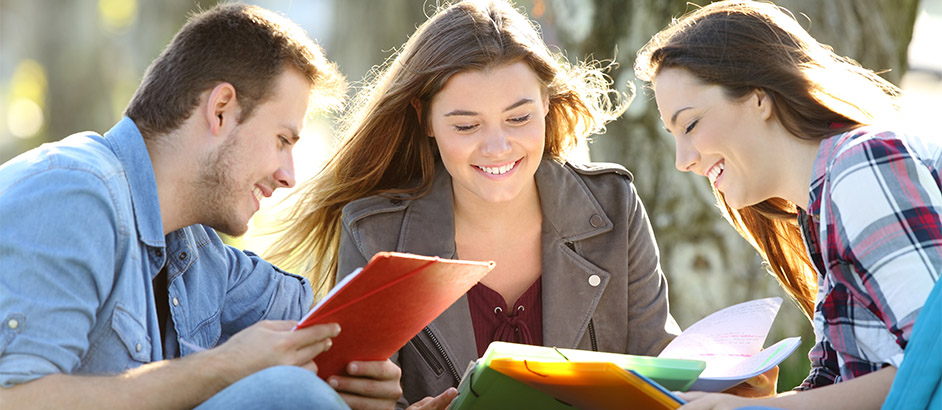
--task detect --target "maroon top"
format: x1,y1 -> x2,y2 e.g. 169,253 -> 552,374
466,276 -> 543,357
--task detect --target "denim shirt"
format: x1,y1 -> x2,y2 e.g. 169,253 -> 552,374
0,117 -> 313,387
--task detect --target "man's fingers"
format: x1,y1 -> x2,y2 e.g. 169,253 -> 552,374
300,360 -> 319,373
294,322 -> 341,342
258,320 -> 300,331
346,360 -> 402,381
336,392 -> 392,410
328,375 -> 402,400
295,338 -> 333,363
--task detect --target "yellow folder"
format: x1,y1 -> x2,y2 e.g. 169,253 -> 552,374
489,359 -> 685,410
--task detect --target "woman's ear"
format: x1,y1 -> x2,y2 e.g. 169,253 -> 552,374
754,88 -> 773,121
205,82 -> 238,136
411,98 -> 433,137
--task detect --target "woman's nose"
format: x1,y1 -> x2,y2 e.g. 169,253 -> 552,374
674,138 -> 699,172
481,129 -> 512,157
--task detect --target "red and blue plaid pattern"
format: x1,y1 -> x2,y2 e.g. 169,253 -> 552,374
796,126 -> 942,389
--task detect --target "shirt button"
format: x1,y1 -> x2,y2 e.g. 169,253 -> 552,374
7,319 -> 18,329
588,274 -> 601,287
155,249 -> 163,257
589,214 -> 603,227
172,297 -> 179,307
178,252 -> 187,260
135,343 -> 142,352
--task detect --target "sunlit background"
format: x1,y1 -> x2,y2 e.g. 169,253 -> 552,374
2,0 -> 940,391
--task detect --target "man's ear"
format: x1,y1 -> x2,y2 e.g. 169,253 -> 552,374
205,82 -> 238,136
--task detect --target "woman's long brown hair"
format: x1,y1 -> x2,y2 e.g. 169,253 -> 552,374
266,0 -> 627,298
635,0 -> 901,319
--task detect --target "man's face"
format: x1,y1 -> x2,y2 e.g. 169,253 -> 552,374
195,68 -> 311,236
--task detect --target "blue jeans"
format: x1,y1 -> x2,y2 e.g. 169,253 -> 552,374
195,366 -> 350,410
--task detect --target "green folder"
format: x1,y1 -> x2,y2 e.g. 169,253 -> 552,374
449,342 -> 706,410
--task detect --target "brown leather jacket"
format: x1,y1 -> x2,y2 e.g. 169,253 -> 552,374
338,159 -> 680,408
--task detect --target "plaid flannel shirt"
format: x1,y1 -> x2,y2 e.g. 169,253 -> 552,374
796,126 -> 942,390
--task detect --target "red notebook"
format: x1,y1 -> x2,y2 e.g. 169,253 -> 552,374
294,252 -> 494,379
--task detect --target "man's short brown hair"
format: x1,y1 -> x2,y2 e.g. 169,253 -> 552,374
125,3 -> 344,139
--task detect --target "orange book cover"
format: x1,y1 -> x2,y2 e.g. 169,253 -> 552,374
489,359 -> 685,410
294,252 -> 494,379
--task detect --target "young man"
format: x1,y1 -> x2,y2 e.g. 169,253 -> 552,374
0,4 -> 406,409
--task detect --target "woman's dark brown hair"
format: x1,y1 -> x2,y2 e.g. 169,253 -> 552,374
635,0 -> 901,318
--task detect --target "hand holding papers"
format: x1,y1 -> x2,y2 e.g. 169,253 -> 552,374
294,252 -> 494,379
657,297 -> 802,392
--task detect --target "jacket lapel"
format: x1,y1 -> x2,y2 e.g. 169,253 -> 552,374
397,161 -> 457,258
397,163 -> 479,364
536,160 -> 614,348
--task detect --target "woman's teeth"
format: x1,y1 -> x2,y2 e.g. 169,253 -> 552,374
479,162 -> 515,175
707,162 -> 724,184
253,187 -> 263,202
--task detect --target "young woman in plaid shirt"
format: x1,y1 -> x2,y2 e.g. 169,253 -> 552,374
636,1 -> 941,409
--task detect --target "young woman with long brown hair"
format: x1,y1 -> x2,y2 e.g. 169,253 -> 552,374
635,1 -> 941,409
268,0 -> 686,407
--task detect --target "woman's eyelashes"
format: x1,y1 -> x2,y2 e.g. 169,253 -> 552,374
450,113 -> 532,132
685,118 -> 699,134
509,113 -> 531,124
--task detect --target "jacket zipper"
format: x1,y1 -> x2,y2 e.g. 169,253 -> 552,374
566,241 -> 599,352
424,327 -> 461,383
412,332 -> 445,376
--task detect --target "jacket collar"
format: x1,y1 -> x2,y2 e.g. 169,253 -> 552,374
396,160 -> 459,258
534,159 -> 613,241
102,117 -> 166,248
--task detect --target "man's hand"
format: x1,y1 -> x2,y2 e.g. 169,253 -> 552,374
213,320 -> 340,379
328,360 -> 403,410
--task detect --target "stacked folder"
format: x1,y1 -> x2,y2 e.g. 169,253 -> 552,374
450,342 -> 706,410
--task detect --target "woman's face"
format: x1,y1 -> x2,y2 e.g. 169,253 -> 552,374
653,67 -> 779,209
427,61 -> 549,207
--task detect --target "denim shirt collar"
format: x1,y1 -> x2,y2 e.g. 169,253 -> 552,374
102,117 -> 165,248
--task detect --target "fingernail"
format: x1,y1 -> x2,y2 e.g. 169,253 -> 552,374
325,338 -> 332,350
348,363 -> 358,374
328,377 -> 338,388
